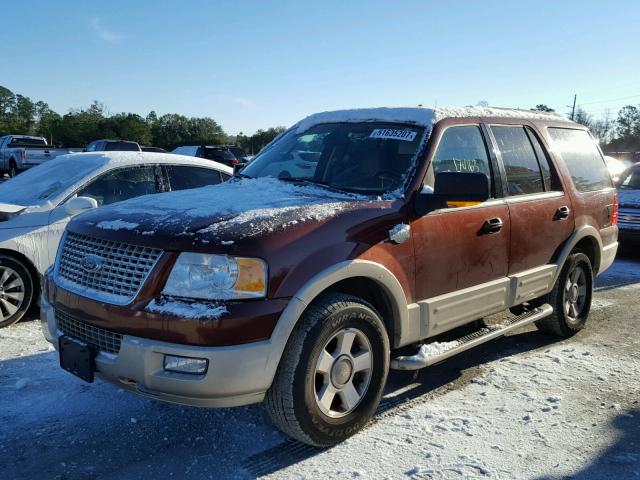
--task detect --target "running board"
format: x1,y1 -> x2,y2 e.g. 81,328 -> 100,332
390,304 -> 553,371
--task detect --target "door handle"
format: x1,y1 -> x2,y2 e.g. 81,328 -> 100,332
554,206 -> 571,220
480,217 -> 503,235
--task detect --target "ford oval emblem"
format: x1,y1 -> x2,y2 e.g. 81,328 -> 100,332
80,254 -> 105,273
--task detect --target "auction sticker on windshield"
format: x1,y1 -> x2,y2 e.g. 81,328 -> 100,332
370,128 -> 417,142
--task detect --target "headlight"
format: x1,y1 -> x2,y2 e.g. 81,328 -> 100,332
162,253 -> 267,301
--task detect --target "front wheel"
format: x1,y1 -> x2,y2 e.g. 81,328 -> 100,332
0,255 -> 34,328
535,252 -> 593,337
266,293 -> 390,447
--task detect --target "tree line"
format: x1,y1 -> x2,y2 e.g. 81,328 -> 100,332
2,84 -> 639,153
532,103 -> 639,151
0,85 -> 284,152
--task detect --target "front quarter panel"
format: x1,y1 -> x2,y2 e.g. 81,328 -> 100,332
0,223 -> 50,273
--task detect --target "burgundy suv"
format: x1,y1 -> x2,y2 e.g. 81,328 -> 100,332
42,107 -> 618,446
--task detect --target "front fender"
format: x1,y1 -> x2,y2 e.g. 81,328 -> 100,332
260,259 -> 412,390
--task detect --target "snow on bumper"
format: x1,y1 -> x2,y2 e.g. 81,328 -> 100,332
40,295 -> 275,408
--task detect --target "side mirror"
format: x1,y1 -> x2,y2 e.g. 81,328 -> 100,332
64,196 -> 98,215
415,172 -> 489,216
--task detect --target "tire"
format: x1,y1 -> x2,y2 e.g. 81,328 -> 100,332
9,161 -> 18,178
265,293 -> 390,447
535,252 -> 593,337
0,255 -> 34,328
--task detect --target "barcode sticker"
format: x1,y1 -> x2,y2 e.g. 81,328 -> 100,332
370,128 -> 417,142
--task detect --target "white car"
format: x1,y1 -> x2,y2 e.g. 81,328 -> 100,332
604,155 -> 628,183
0,151 -> 232,327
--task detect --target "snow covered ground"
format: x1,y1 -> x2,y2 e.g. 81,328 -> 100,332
1,250 -> 639,479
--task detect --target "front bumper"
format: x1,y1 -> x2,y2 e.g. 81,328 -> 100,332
41,295 -> 283,408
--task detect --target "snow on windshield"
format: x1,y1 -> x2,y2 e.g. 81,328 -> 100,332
0,155 -> 107,207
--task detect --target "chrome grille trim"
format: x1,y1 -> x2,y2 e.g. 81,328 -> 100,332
619,208 -> 640,228
56,310 -> 122,354
55,231 -> 163,305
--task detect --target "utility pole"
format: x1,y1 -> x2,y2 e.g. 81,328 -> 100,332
570,94 -> 577,120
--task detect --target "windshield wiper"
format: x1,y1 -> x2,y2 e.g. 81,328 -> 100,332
233,172 -> 252,179
277,177 -> 359,194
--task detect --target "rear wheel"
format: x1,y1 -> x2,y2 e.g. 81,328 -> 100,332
8,161 -> 18,178
266,293 -> 389,446
0,255 -> 34,328
535,252 -> 593,337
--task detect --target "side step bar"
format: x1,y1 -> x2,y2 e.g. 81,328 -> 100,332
390,304 -> 553,371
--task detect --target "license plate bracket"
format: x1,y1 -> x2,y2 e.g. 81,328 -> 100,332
59,336 -> 95,383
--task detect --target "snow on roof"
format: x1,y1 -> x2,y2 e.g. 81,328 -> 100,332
433,106 -> 570,122
294,106 -> 570,133
0,151 -> 232,209
59,151 -> 233,174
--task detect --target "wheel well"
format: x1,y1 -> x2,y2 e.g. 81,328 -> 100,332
573,237 -> 599,272
321,276 -> 396,343
0,249 -> 40,297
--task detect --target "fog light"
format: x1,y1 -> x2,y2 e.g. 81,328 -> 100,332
163,355 -> 208,375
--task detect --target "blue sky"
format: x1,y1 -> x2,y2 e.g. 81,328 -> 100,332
1,1 -> 639,134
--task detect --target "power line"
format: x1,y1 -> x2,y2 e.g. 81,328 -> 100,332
578,94 -> 640,106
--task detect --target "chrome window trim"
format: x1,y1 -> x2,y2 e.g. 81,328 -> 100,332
504,191 -> 565,204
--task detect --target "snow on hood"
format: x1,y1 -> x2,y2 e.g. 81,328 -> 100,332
617,188 -> 640,208
294,106 -> 569,134
0,203 -> 27,214
77,177 -> 365,241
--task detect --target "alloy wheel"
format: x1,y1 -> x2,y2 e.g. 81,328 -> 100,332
314,327 -> 373,418
564,264 -> 587,324
0,266 -> 25,321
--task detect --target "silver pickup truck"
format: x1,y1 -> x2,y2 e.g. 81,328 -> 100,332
0,135 -> 79,177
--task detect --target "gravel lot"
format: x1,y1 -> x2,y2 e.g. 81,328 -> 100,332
1,248 -> 638,480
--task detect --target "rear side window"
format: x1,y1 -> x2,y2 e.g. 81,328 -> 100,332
492,126 -> 545,195
166,165 -> 223,191
77,166 -> 159,206
525,128 -> 560,191
548,128 -> 612,192
432,126 -> 492,178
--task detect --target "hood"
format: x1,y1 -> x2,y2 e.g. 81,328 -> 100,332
0,202 -> 26,223
617,188 -> 640,209
0,202 -> 27,214
69,177 -> 377,248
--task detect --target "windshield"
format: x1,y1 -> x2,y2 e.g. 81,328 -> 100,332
0,155 -> 107,207
241,122 -> 426,194
619,168 -> 640,190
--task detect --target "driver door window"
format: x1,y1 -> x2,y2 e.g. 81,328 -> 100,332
77,166 -> 159,206
427,125 -> 494,199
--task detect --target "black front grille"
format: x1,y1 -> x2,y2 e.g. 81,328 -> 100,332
56,310 -> 122,354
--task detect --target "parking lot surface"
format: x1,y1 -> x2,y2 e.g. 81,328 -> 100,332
1,249 -> 639,479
